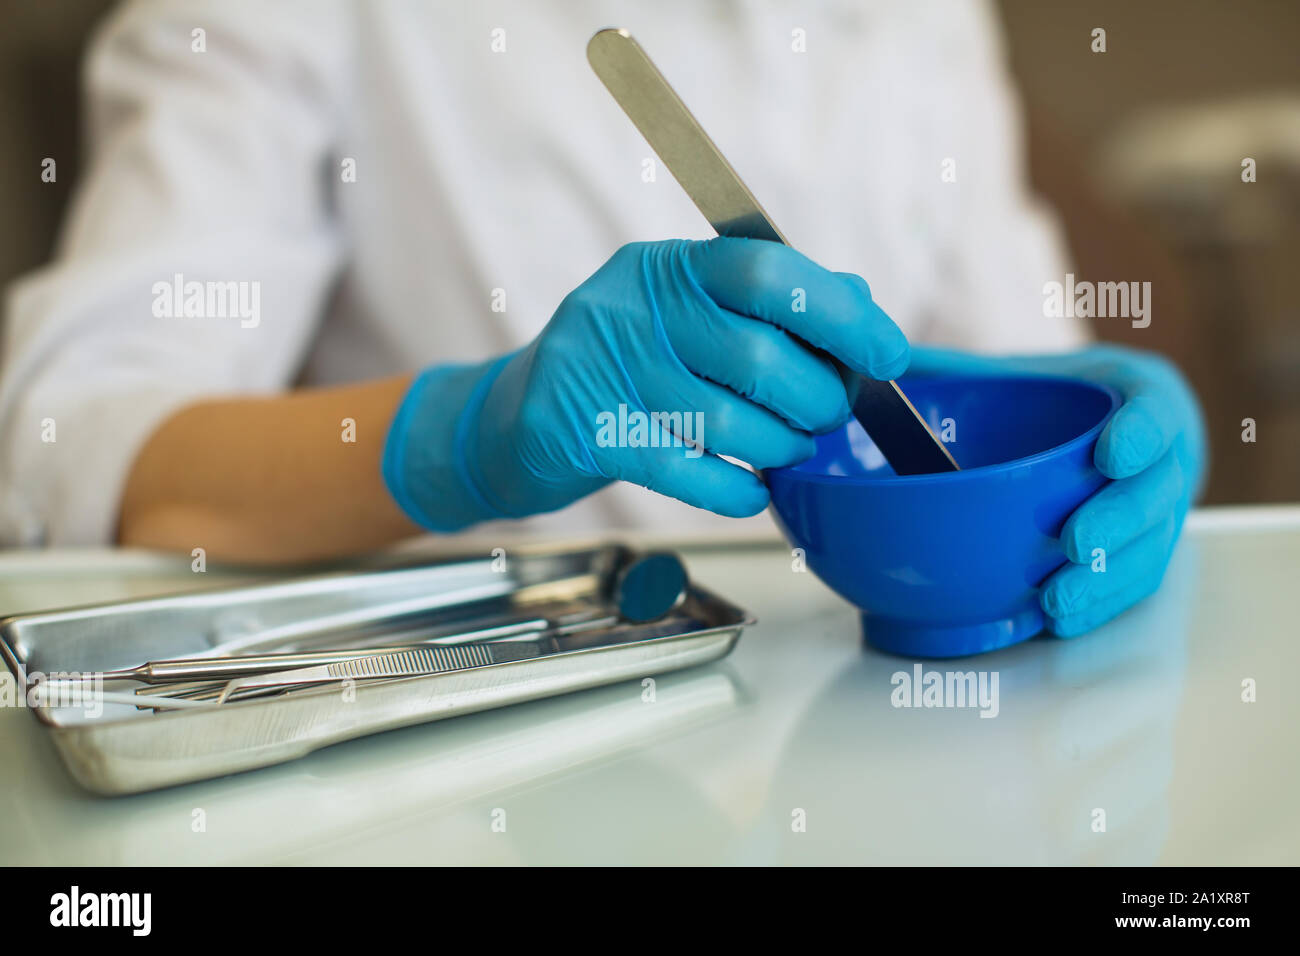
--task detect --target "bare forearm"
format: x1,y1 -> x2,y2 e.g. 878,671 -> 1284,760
118,376 -> 419,563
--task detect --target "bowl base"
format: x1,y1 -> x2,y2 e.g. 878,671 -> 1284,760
861,605 -> 1045,658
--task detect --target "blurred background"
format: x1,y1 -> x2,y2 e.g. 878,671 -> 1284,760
1000,0 -> 1300,504
2,0 -> 1297,503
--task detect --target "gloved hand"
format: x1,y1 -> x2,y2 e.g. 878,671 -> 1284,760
909,344 -> 1207,637
383,237 -> 909,530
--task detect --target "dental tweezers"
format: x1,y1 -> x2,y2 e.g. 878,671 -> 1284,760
214,619 -> 696,703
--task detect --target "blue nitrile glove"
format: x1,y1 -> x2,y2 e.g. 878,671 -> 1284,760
382,238 -> 909,530
909,344 -> 1207,637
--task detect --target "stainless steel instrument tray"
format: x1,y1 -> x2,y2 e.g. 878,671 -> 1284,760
0,545 -> 751,795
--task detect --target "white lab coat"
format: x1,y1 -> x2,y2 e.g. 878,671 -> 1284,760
0,0 -> 1087,547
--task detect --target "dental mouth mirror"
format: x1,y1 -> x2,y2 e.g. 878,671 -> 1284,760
587,28 -> 959,476
611,550 -> 688,622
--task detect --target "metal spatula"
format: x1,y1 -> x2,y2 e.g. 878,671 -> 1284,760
587,28 -> 959,476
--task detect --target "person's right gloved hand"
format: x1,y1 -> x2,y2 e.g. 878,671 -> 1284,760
382,237 -> 910,531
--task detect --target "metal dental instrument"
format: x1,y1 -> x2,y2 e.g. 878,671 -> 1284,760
214,622 -> 689,704
118,630 -> 592,687
119,551 -> 690,704
216,641 -> 538,703
217,642 -> 544,703
65,552 -> 687,694
586,28 -> 959,476
130,612 -> 618,699
29,684 -> 220,711
214,551 -> 692,704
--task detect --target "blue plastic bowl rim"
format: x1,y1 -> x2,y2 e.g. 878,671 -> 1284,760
766,375 -> 1123,487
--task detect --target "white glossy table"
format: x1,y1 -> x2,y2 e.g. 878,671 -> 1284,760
1,506 -> 1296,865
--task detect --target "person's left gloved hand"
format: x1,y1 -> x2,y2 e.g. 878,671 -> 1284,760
909,344 -> 1207,637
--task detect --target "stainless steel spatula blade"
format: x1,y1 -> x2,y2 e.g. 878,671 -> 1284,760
586,28 -> 959,475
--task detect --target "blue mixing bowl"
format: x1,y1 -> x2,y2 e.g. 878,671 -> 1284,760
766,374 -> 1120,658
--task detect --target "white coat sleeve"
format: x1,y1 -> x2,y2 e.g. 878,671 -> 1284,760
916,0 -> 1091,355
0,0 -> 347,546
